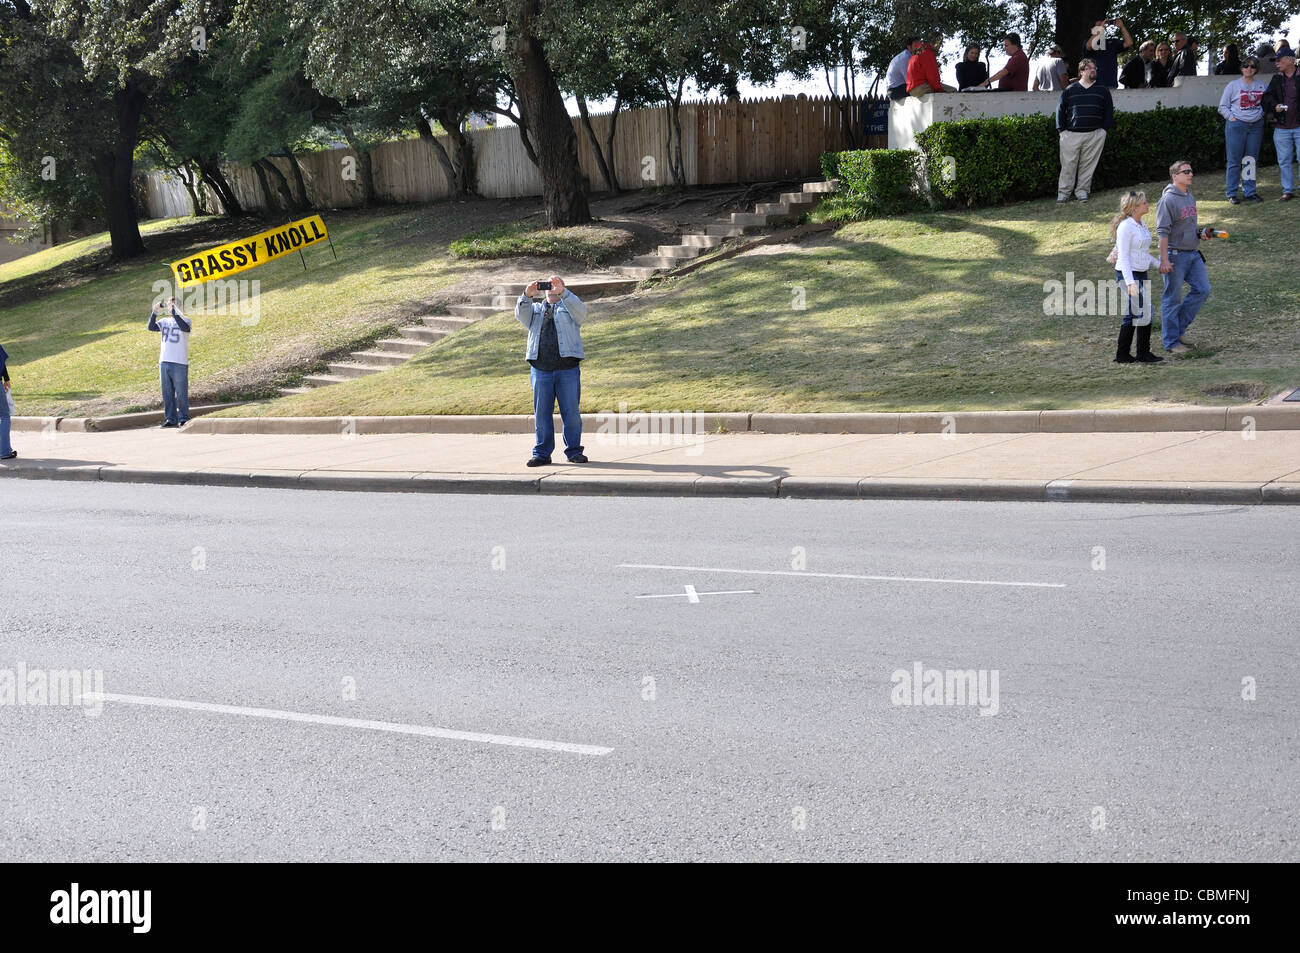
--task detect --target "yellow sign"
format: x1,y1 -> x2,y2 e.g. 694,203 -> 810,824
169,215 -> 330,289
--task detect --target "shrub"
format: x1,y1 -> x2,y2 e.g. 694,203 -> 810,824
820,148 -> 928,217
916,105 -> 1278,208
449,222 -> 637,266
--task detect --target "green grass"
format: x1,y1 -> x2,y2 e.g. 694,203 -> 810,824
449,221 -> 637,266
218,169 -> 1300,418
0,217 -> 190,287
0,201 -> 534,417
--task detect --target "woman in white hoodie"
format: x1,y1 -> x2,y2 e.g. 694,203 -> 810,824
1109,191 -> 1164,363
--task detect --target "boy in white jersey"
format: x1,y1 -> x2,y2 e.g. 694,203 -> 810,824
147,297 -> 192,427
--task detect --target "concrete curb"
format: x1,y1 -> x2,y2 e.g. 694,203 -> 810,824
181,405 -> 1300,437
11,402 -> 244,433
3,462 -> 1295,505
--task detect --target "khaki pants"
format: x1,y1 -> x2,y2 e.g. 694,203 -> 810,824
1058,129 -> 1107,199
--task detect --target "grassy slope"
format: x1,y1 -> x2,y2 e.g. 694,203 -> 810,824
220,170 -> 1300,417
0,202 -> 527,417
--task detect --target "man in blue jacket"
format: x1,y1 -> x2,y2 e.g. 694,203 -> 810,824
515,275 -> 588,466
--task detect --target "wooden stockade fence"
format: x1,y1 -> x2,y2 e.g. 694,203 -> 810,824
139,95 -> 886,217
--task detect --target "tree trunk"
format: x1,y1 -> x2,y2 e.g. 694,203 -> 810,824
417,118 -> 459,194
425,108 -> 478,196
661,77 -> 687,186
196,156 -> 242,215
281,145 -> 310,209
251,159 -> 278,212
1055,0 -> 1109,73
177,163 -> 202,216
510,0 -> 590,225
603,92 -> 621,189
257,158 -> 297,212
577,97 -> 618,194
341,125 -> 377,206
90,83 -> 146,259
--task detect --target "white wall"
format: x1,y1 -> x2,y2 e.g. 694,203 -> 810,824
889,75 -> 1233,151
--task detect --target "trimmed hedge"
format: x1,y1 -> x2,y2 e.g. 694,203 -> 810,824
916,105 -> 1278,207
819,148 -> 928,219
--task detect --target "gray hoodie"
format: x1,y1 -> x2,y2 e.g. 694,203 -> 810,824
1156,183 -> 1199,251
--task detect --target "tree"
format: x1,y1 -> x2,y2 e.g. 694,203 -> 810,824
302,0 -> 503,198
547,0 -> 660,193
495,0 -> 591,224
0,1 -> 221,259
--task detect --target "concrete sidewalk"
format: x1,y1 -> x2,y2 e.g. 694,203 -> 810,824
3,426 -> 1300,503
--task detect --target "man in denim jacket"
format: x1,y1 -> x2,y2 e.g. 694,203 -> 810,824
515,275 -> 588,466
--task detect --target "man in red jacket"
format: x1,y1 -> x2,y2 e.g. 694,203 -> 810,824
907,33 -> 955,95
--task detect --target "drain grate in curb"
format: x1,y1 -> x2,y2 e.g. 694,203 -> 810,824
1285,388 -> 1300,402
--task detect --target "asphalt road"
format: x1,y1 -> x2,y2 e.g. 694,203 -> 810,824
1,481 -> 1296,861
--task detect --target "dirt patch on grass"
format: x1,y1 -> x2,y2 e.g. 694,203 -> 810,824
1201,381 -> 1268,402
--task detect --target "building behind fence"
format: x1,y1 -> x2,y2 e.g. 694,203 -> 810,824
140,95 -> 888,218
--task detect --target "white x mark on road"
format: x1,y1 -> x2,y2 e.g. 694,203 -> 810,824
636,585 -> 758,603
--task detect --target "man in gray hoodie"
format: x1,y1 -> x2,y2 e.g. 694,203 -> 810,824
1156,159 -> 1214,354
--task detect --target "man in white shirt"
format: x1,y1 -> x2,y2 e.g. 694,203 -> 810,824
1034,46 -> 1070,91
147,297 -> 192,428
886,38 -> 920,101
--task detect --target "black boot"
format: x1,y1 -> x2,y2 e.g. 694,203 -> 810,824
1135,325 -> 1164,363
1114,325 -> 1135,363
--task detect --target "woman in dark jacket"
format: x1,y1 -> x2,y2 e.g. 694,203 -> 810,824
956,44 -> 988,89
0,343 -> 15,460
1215,43 -> 1242,75
1150,41 -> 1174,86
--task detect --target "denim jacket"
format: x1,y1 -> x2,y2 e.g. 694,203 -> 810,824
515,289 -> 586,361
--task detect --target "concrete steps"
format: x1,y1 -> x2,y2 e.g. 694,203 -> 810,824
351,350 -> 410,367
399,326 -> 450,343
327,362 -> 389,379
301,373 -> 352,388
421,315 -> 476,332
375,338 -> 427,356
448,303 -> 506,320
276,275 -> 640,397
609,180 -> 837,280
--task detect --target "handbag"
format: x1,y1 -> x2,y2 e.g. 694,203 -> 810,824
4,388 -> 14,416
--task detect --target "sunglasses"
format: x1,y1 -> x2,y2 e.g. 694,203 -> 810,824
1177,169 -> 1194,175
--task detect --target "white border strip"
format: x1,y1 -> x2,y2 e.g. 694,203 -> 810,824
618,564 -> 1065,589
85,692 -> 612,757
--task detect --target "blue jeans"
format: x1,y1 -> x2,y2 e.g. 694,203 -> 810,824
1114,270 -> 1152,327
1160,251 -> 1211,350
530,365 -> 582,460
0,384 -> 12,456
1225,118 -> 1263,197
1275,126 -> 1300,195
160,361 -> 190,424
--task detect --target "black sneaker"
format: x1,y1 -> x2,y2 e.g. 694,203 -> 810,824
1246,194 -> 1264,203
525,456 -> 552,467
1228,195 -> 1241,205
0,450 -> 16,460
160,421 -> 178,428
567,454 -> 589,463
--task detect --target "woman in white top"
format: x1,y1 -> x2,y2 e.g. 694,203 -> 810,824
1109,191 -> 1164,363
